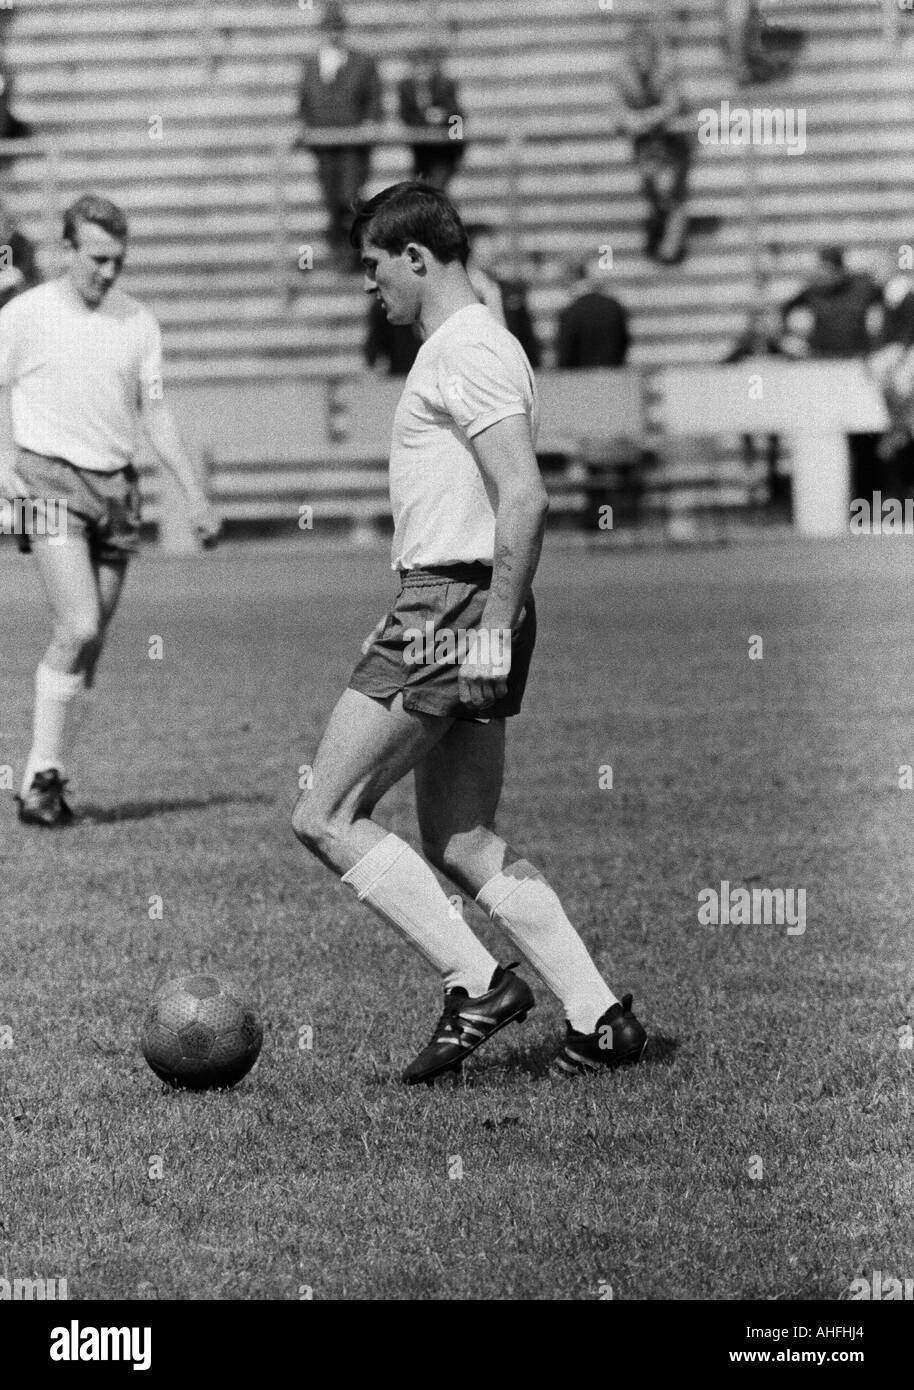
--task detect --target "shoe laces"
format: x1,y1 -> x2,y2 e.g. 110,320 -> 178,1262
427,990 -> 468,1046
34,768 -> 68,792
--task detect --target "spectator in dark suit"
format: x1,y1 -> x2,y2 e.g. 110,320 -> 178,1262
723,303 -> 788,506
0,202 -> 40,310
868,252 -> 914,493
499,277 -> 541,368
398,45 -> 466,192
467,229 -> 541,366
783,245 -> 883,496
721,1 -> 805,86
296,2 -> 382,270
557,261 -> 630,369
782,245 -> 881,359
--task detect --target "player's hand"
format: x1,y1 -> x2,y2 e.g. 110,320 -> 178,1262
188,497 -> 222,548
0,460 -> 26,502
457,628 -> 513,711
361,613 -> 390,655
0,463 -> 31,552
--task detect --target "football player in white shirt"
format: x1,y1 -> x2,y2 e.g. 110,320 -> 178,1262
0,194 -> 220,827
293,182 -> 647,1082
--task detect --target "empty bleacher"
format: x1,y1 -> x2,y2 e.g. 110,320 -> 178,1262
1,0 -> 911,535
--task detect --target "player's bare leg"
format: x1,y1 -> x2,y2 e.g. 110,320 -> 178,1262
87,555 -> 130,687
292,687 -> 451,875
18,534 -> 119,824
292,689 -> 529,1074
31,532 -> 105,676
59,557 -> 129,795
415,718 -> 647,1072
414,716 -> 516,890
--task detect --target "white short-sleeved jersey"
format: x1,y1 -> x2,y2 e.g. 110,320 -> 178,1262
0,279 -> 163,473
388,303 -> 538,571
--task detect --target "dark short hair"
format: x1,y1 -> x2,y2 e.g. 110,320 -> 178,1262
349,181 -> 469,265
63,194 -> 128,247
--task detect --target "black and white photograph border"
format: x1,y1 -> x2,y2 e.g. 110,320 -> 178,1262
0,0 -> 911,1362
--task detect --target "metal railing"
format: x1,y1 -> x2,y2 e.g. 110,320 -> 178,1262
1,115 -> 765,319
274,117 -> 707,295
1,113 -> 748,292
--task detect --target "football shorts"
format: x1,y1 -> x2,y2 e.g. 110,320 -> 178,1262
348,561 -> 537,720
13,448 -> 141,562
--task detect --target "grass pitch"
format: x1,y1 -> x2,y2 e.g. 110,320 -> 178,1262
1,535 -> 911,1300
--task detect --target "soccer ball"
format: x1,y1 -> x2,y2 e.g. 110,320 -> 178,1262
141,974 -> 263,1090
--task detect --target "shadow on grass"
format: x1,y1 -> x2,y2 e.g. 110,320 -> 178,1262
358,1028 -> 680,1089
490,1029 -> 681,1082
75,791 -> 275,825
384,1032 -> 682,1091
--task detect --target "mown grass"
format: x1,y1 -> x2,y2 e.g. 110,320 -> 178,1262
1,536 -> 911,1299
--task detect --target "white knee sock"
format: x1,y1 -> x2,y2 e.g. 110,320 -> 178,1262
476,860 -> 617,1033
21,663 -> 85,794
341,832 -> 498,996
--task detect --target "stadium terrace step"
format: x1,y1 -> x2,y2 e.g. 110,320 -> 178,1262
1,0 -> 906,529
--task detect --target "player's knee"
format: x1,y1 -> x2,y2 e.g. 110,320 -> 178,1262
56,613 -> 102,658
292,793 -> 334,855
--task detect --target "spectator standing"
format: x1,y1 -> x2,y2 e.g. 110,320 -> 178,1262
555,261 -> 635,529
557,260 -> 630,369
868,252 -> 914,493
782,246 -> 881,358
398,45 -> 466,192
723,303 -> 788,506
499,275 -> 541,370
465,228 -> 507,326
782,246 -> 882,496
721,0 -> 805,85
466,230 -> 541,365
617,22 -> 691,265
296,2 -> 382,271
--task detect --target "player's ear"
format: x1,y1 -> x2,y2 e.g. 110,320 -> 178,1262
405,243 -> 428,276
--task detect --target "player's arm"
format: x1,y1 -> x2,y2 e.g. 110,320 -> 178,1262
474,413 -> 548,630
0,379 -> 18,497
0,308 -> 24,501
140,394 -> 221,544
460,413 -> 549,709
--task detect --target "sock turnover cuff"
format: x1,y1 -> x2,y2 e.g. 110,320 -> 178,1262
341,831 -> 412,901
476,860 -> 544,919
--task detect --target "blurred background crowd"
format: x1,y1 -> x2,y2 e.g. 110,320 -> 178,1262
0,0 -> 911,534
